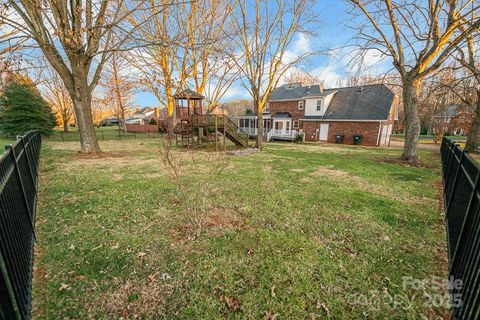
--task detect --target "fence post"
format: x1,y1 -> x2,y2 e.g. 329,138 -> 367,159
19,136 -> 37,194
446,148 -> 465,216
4,145 -> 36,237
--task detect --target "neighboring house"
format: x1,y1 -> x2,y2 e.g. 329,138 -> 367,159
237,83 -> 399,146
125,106 -> 165,125
431,105 -> 472,136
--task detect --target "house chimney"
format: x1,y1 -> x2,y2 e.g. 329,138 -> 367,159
319,82 -> 324,93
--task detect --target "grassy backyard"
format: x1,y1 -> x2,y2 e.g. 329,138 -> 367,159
33,139 -> 448,319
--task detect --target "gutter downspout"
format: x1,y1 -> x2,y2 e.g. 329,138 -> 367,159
376,122 -> 383,146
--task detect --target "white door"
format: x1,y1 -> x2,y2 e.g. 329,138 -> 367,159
285,120 -> 291,133
319,123 -> 329,141
380,124 -> 393,145
380,125 -> 389,145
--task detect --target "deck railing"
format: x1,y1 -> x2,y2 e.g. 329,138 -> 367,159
0,131 -> 42,319
190,114 -> 249,146
440,137 -> 480,319
267,129 -> 303,141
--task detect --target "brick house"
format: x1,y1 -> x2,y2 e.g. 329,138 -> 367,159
431,105 -> 473,136
237,83 -> 399,146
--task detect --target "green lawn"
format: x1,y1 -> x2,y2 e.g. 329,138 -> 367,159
33,139 -> 448,319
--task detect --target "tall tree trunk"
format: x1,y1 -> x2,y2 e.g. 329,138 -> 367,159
62,115 -> 69,133
465,91 -> 480,152
166,115 -> 174,138
71,68 -> 101,153
255,100 -> 264,150
112,57 -> 127,134
121,107 -> 127,134
166,94 -> 175,137
401,78 -> 421,162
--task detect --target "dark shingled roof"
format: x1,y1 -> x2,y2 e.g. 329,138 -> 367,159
174,88 -> 205,100
270,83 -> 396,121
272,112 -> 292,119
269,83 -> 336,101
322,84 -> 395,120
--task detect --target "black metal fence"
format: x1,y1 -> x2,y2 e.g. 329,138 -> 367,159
440,137 -> 480,319
0,131 -> 41,319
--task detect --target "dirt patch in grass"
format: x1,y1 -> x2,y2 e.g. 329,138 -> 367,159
102,279 -> 175,318
59,151 -> 160,171
375,156 -> 438,169
170,207 -> 247,242
204,212 -> 246,231
76,151 -> 133,159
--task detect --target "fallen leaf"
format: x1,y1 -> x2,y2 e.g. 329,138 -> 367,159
270,285 -> 276,298
136,252 -> 147,258
317,302 -> 330,317
59,283 -> 70,291
220,295 -> 241,311
383,235 -> 391,241
74,275 -> 85,282
264,311 -> 279,319
148,273 -> 157,282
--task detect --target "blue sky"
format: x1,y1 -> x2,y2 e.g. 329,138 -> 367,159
134,0 -> 389,107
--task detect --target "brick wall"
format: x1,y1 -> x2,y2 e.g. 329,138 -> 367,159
125,124 -> 159,133
269,101 -> 304,120
302,121 -> 321,142
302,121 -> 382,146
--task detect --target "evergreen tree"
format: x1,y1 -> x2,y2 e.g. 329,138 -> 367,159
0,81 -> 56,135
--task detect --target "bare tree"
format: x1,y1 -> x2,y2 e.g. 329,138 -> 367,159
185,0 -> 240,111
454,19 -> 480,152
40,66 -> 75,133
222,99 -> 253,117
159,138 -> 230,239
101,52 -> 136,133
126,0 -> 192,136
283,69 -> 322,86
231,0 -> 314,149
1,1 -> 171,153
347,0 -> 480,161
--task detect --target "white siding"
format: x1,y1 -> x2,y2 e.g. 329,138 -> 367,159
305,98 -> 324,116
304,92 -> 336,117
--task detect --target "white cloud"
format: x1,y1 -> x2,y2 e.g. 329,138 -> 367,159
283,34 -> 312,64
310,64 -> 342,87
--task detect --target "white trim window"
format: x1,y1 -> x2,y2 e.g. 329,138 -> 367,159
316,99 -> 322,111
264,103 -> 270,113
298,100 -> 304,110
293,120 -> 299,129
